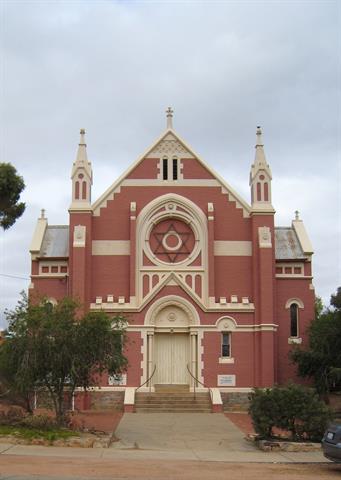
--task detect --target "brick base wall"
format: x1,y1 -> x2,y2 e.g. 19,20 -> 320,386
89,391 -> 124,411
221,392 -> 250,412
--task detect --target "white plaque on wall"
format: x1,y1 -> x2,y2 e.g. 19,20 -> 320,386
217,374 -> 236,387
108,374 -> 127,386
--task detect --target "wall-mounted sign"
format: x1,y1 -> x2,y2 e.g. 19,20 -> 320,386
217,374 -> 236,386
108,374 -> 127,386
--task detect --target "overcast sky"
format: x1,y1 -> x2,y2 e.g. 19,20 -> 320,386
0,0 -> 340,328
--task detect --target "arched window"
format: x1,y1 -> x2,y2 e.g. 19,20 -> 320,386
172,158 -> 178,180
290,303 -> 299,337
82,181 -> 87,199
163,158 -> 168,180
264,182 -> 269,201
75,181 -> 80,200
257,182 -> 261,201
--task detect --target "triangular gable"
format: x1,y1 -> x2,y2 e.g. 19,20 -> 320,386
139,271 -> 207,313
92,128 -> 251,216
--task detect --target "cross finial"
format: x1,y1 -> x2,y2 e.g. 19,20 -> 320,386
256,126 -> 263,146
40,208 -> 45,219
295,210 -> 300,220
79,128 -> 86,146
166,107 -> 174,129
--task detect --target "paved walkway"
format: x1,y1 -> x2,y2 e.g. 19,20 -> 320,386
0,413 -> 328,464
109,412 -> 327,463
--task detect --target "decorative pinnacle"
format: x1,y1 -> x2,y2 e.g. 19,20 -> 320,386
166,107 -> 174,129
40,209 -> 45,219
295,210 -> 300,220
256,126 -> 264,146
79,128 -> 86,146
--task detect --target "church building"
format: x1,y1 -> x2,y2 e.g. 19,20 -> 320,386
29,109 -> 315,411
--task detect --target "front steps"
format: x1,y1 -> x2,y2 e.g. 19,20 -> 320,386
135,390 -> 212,413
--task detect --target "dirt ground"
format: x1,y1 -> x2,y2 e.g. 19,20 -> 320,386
0,456 -> 339,479
225,412 -> 254,435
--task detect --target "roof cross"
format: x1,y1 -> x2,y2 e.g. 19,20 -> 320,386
166,107 -> 174,129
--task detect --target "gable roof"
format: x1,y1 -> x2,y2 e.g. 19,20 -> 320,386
92,128 -> 252,217
274,227 -> 307,260
39,226 -> 69,258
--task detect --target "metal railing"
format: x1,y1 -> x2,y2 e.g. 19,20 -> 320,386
187,363 -> 213,399
136,364 -> 156,393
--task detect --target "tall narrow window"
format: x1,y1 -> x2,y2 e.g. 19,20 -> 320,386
257,182 -> 261,201
290,303 -> 299,337
264,182 -> 269,201
75,181 -> 80,200
163,158 -> 168,180
221,332 -> 231,357
173,158 -> 178,180
82,181 -> 87,199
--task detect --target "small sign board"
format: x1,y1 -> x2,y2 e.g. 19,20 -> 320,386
217,374 -> 236,387
108,374 -> 127,386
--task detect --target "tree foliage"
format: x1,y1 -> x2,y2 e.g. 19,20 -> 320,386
0,294 -> 127,425
249,384 -> 332,441
0,163 -> 25,230
291,288 -> 341,396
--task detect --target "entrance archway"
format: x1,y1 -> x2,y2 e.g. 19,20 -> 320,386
144,297 -> 200,388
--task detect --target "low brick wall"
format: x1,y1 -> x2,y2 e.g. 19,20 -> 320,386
221,392 -> 250,412
256,439 -> 321,452
89,391 -> 124,411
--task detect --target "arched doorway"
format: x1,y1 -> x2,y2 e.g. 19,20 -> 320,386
154,305 -> 190,385
144,296 -> 200,388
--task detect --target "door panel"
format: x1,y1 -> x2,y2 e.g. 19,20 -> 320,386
155,333 -> 189,384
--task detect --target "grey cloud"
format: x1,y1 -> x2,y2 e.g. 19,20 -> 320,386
0,0 -> 339,327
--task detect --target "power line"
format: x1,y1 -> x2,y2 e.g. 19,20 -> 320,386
0,273 -> 30,280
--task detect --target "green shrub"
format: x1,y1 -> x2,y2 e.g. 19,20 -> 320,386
0,407 -> 25,426
21,415 -> 57,431
248,384 -> 332,441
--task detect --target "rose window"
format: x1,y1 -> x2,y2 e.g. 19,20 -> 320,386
148,219 -> 195,264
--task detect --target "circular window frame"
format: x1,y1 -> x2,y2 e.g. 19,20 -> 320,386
144,211 -> 200,266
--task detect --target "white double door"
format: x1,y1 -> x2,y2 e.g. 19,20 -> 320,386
155,333 -> 189,384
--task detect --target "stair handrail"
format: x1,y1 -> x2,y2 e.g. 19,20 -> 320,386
136,364 -> 156,393
187,363 -> 213,398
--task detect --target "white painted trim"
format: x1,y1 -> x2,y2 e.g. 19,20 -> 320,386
214,241 -> 252,256
215,316 -> 237,331
136,193 -> 209,305
219,357 -> 235,364
92,240 -> 130,255
91,128 -> 251,217
292,219 -> 314,255
30,217 -> 47,253
288,337 -> 302,344
218,387 -> 253,392
125,323 -> 277,333
285,298 -> 304,309
124,387 -> 135,406
144,295 -> 201,326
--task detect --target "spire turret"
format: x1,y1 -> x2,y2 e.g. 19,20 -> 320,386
249,126 -> 273,210
70,129 -> 93,209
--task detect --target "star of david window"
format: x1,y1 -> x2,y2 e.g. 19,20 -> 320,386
148,219 -> 195,264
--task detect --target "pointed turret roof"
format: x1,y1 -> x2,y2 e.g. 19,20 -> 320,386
71,129 -> 92,179
250,126 -> 272,183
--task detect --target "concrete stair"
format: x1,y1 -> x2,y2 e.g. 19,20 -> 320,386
135,390 -> 212,413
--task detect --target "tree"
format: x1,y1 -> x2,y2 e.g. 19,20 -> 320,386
0,162 -> 25,229
291,288 -> 341,397
0,294 -> 127,425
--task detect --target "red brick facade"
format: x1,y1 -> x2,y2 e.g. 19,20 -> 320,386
29,122 -> 315,396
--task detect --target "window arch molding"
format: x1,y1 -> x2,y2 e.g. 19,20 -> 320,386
136,193 -> 208,268
285,298 -> 304,309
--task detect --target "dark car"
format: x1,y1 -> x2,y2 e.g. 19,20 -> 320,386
322,423 -> 341,462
